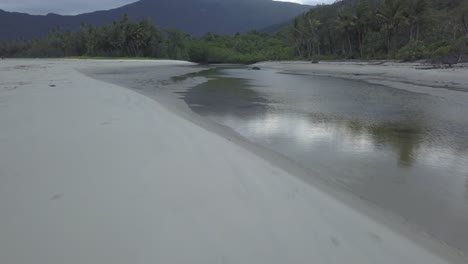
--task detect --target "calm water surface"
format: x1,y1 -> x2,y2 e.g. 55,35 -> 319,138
179,67 -> 468,254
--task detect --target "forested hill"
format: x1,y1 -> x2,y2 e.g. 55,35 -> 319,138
0,0 -> 310,40
1,0 -> 467,64
289,0 -> 468,60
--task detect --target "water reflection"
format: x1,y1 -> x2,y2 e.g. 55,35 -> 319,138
466,175 -> 468,200
366,122 -> 423,167
222,112 -> 426,167
179,67 -> 468,254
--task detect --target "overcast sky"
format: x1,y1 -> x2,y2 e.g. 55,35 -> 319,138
0,0 -> 334,15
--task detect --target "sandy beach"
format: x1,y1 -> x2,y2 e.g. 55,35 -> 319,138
0,59 -> 467,264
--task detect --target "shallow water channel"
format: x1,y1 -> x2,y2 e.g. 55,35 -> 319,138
178,67 -> 468,254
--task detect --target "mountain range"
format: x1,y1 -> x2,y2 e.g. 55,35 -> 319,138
0,0 -> 311,40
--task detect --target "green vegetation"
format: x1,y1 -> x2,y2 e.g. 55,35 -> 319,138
64,56 -> 154,60
188,32 -> 292,63
1,0 -> 467,63
291,0 -> 468,62
0,14 -> 291,64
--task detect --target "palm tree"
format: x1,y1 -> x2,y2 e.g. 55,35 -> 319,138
166,30 -> 189,60
355,0 -> 372,57
125,23 -> 146,56
460,0 -> 468,37
83,24 -> 97,56
304,10 -> 322,58
376,0 -> 406,55
290,18 -> 305,57
406,0 -> 430,41
336,7 -> 357,57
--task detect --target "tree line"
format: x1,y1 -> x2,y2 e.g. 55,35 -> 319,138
0,14 -> 292,63
1,0 -> 467,63
290,0 -> 468,61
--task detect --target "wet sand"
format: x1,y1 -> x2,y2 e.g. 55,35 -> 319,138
253,61 -> 468,97
0,59 -> 467,264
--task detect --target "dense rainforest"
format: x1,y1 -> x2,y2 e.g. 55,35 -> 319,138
1,0 -> 467,63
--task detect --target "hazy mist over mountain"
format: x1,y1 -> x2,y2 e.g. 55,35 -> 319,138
0,0 -> 333,15
0,0 -> 315,40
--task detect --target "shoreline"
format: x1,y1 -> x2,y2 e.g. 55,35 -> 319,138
1,59 -> 466,264
86,60 -> 468,259
253,61 -> 468,101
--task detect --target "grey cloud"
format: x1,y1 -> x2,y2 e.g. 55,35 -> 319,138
0,0 -> 137,15
276,0 -> 335,4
